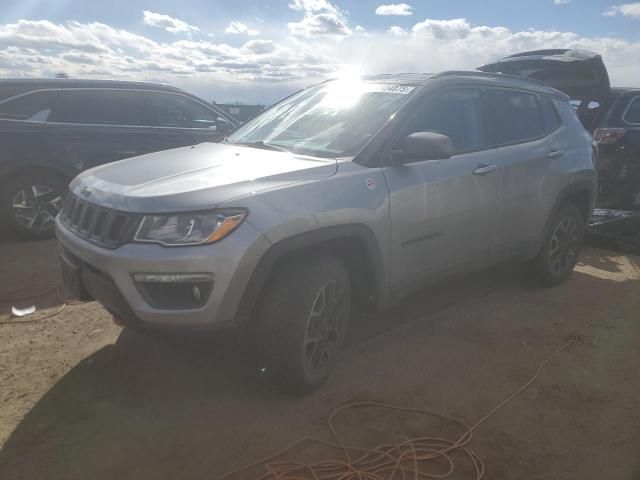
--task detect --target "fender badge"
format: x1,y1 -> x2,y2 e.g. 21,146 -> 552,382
366,178 -> 376,191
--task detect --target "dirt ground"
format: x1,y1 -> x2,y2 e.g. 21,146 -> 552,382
1,227 -> 639,480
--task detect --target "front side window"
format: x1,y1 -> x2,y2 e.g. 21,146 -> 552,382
623,97 -> 640,124
402,88 -> 486,154
488,89 -> 544,145
50,89 -> 144,126
143,92 -> 221,129
0,91 -> 57,122
226,80 -> 416,158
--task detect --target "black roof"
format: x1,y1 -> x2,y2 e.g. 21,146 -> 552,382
0,78 -> 183,93
361,73 -> 435,85
360,71 -> 567,98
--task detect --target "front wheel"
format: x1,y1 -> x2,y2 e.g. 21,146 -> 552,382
254,254 -> 351,394
1,173 -> 67,240
528,204 -> 585,286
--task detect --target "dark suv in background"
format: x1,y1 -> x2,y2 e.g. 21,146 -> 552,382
0,79 -> 239,239
480,49 -> 640,211
591,88 -> 640,209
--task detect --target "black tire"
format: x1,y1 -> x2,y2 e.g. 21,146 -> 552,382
528,204 -> 585,287
0,172 -> 67,240
253,254 -> 351,394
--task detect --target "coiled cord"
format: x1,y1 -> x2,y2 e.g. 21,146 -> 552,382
222,340 -> 575,480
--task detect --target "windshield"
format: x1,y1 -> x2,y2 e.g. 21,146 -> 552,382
226,79 -> 416,158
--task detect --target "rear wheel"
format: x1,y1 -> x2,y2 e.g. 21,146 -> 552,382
529,204 -> 585,286
254,254 -> 351,394
1,173 -> 67,240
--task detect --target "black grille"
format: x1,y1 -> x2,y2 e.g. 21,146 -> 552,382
60,193 -> 138,249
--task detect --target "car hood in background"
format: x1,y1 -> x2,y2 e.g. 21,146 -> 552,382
71,142 -> 337,213
478,49 -> 611,103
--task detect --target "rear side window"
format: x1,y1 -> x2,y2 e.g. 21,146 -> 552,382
404,88 -> 486,154
0,91 -> 57,122
539,96 -> 562,132
51,89 -> 144,126
623,97 -> 640,124
143,92 -> 220,129
488,89 -> 544,145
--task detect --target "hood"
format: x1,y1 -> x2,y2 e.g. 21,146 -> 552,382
478,49 -> 611,103
71,142 -> 337,213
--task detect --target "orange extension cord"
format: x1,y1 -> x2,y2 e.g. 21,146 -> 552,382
221,339 -> 576,480
0,284 -> 86,325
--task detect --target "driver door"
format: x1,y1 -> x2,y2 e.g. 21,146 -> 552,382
382,87 -> 502,288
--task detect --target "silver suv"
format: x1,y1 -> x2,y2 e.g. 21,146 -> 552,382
57,71 -> 596,392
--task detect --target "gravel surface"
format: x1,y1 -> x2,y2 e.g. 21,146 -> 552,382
1,230 -> 639,479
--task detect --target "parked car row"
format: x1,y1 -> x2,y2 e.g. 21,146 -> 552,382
1,50 -> 637,241
480,49 -> 640,210
0,79 -> 239,238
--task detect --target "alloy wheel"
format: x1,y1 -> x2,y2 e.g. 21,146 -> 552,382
12,185 -> 63,231
303,280 -> 347,374
548,216 -> 580,275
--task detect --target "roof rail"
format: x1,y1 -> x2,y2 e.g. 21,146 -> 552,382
432,70 -> 549,87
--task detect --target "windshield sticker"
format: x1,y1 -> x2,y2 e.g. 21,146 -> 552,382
365,84 -> 415,95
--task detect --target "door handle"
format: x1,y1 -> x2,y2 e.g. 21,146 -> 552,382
473,164 -> 498,175
547,150 -> 565,159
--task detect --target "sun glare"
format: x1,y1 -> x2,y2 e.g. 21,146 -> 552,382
320,68 -> 366,110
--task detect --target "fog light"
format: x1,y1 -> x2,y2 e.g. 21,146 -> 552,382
133,273 -> 213,283
133,273 -> 214,309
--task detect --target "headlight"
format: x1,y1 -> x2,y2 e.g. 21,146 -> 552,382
133,209 -> 247,246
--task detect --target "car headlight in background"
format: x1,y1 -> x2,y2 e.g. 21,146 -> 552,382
133,209 -> 247,246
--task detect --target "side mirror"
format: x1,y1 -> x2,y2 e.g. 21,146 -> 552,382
216,117 -> 235,135
392,132 -> 453,164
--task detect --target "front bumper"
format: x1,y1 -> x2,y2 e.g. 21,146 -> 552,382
55,216 -> 271,331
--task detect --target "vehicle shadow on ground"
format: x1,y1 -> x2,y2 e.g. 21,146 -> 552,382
0,231 -> 62,317
1,249 -> 637,480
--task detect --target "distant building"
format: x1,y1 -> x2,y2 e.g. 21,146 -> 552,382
214,103 -> 266,123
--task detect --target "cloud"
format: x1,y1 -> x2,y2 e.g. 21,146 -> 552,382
375,4 -> 413,16
554,0 -> 571,4
225,21 -> 260,36
142,11 -> 199,35
242,39 -> 276,54
603,3 -> 640,18
0,19 -> 332,86
288,0 -> 339,14
288,0 -> 351,36
388,26 -> 408,36
1,16 -> 640,104
412,18 -> 476,40
288,13 -> 352,36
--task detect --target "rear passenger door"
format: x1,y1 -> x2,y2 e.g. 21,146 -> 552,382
141,91 -> 232,149
486,89 -> 569,260
383,86 -> 501,288
48,89 -> 158,170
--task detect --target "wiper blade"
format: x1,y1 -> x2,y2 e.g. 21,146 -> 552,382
234,141 -> 290,152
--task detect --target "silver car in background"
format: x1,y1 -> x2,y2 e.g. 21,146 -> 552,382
57,71 -> 596,393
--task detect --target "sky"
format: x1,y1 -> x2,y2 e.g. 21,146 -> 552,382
0,0 -> 639,104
